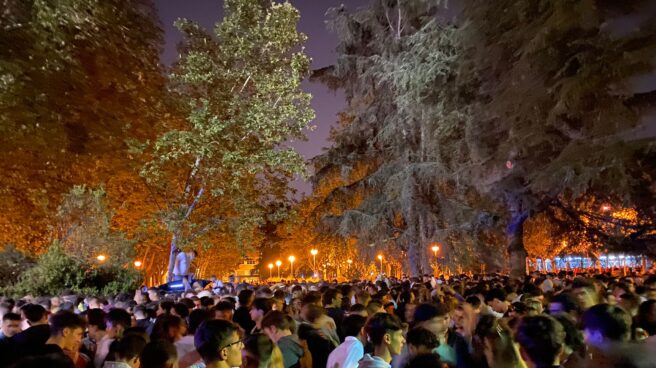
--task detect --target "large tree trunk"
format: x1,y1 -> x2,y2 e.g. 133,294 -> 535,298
165,186 -> 204,283
507,210 -> 528,278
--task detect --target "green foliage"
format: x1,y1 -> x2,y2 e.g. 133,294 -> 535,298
5,242 -> 140,297
141,0 -> 314,271
0,245 -> 35,288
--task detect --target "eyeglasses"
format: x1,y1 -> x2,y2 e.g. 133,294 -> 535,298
220,337 -> 245,350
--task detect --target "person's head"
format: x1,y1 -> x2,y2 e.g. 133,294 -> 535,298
341,314 -> 367,341
85,308 -> 106,341
195,319 -> 243,367
365,313 -> 405,361
238,289 -> 255,308
322,289 -> 342,308
140,339 -> 178,368
548,292 -> 579,317
151,315 -> 187,343
261,310 -> 294,343
188,309 -> 212,336
106,308 -> 132,339
516,315 -> 565,368
485,288 -> 509,313
1,312 -> 21,338
406,327 -> 438,356
636,299 -> 656,337
212,301 -> 234,321
474,315 -> 522,368
49,310 -> 87,351
553,314 -> 584,358
582,303 -> 632,347
413,303 -> 450,337
571,279 -> 598,311
242,333 -> 284,368
618,293 -> 641,317
114,334 -> 148,368
366,300 -> 384,316
348,303 -> 367,318
404,353 -> 443,368
250,298 -> 274,327
148,288 -> 160,302
22,303 -> 48,325
171,303 -> 189,319
157,301 -> 175,316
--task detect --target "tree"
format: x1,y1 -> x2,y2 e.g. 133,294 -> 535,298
0,0 -> 165,253
141,0 -> 314,281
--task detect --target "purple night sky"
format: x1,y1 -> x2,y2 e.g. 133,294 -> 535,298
155,0 -> 370,195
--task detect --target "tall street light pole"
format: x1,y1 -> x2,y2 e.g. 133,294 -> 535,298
275,260 -> 282,279
377,254 -> 383,274
310,249 -> 318,275
288,255 -> 295,279
268,263 -> 273,279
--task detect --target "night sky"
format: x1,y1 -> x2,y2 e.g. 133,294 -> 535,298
155,0 -> 370,194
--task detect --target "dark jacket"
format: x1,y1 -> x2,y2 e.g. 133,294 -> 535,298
298,323 -> 333,368
233,306 -> 255,336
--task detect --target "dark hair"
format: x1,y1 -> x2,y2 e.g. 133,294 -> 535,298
251,298 -> 274,314
322,289 -> 341,307
214,300 -> 234,312
172,303 -> 190,319
485,288 -> 507,303
261,310 -> 294,332
49,310 -> 87,336
238,289 -> 255,307
151,315 -> 185,343
140,339 -> 177,368
342,314 -> 367,338
200,297 -> 214,308
405,353 -> 442,368
413,303 -> 448,324
86,308 -> 106,330
304,304 -> 326,323
22,304 -> 47,323
548,293 -> 579,315
115,334 -> 148,361
301,293 -> 321,307
516,315 -> 565,368
243,334 -> 277,367
158,301 -> 175,315
195,319 -> 239,364
188,309 -> 212,335
365,312 -> 402,346
107,308 -> 132,330
465,295 -> 481,308
406,327 -> 438,350
553,315 -> 583,353
349,304 -> 366,313
581,304 -> 631,341
636,300 -> 656,336
11,355 -> 75,368
2,312 -> 20,322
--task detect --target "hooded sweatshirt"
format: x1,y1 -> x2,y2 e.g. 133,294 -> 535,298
278,335 -> 304,368
358,354 -> 391,368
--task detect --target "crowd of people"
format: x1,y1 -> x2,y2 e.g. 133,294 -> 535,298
1,269 -> 656,368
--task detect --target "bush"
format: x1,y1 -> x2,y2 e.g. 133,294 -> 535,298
0,245 -> 35,288
3,242 -> 141,297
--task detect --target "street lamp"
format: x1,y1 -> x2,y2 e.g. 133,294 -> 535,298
431,244 -> 439,257
377,254 -> 383,274
275,260 -> 282,278
310,249 -> 318,273
288,256 -> 296,278
268,263 -> 273,279
133,260 -> 142,268
97,254 -> 107,262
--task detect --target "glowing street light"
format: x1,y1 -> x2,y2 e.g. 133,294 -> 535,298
268,263 -> 274,278
601,205 -> 611,212
431,244 -> 440,257
377,254 -> 383,274
347,259 -> 353,272
97,254 -> 107,262
133,260 -> 142,268
275,260 -> 282,278
288,256 -> 296,278
310,249 -> 318,273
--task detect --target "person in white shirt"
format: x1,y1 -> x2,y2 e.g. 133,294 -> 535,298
327,314 -> 367,368
173,249 -> 196,291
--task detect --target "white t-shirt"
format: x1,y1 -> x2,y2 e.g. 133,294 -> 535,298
327,336 -> 364,368
173,252 -> 189,276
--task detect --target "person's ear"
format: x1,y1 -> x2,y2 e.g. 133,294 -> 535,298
130,356 -> 140,368
62,327 -> 71,337
383,332 -> 392,345
219,346 -> 228,361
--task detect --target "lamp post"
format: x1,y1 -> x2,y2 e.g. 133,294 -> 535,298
310,249 -> 318,274
288,256 -> 296,279
268,263 -> 273,279
97,254 -> 107,262
275,260 -> 282,278
377,254 -> 383,274
347,259 -> 352,271
431,244 -> 439,258
133,260 -> 142,268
